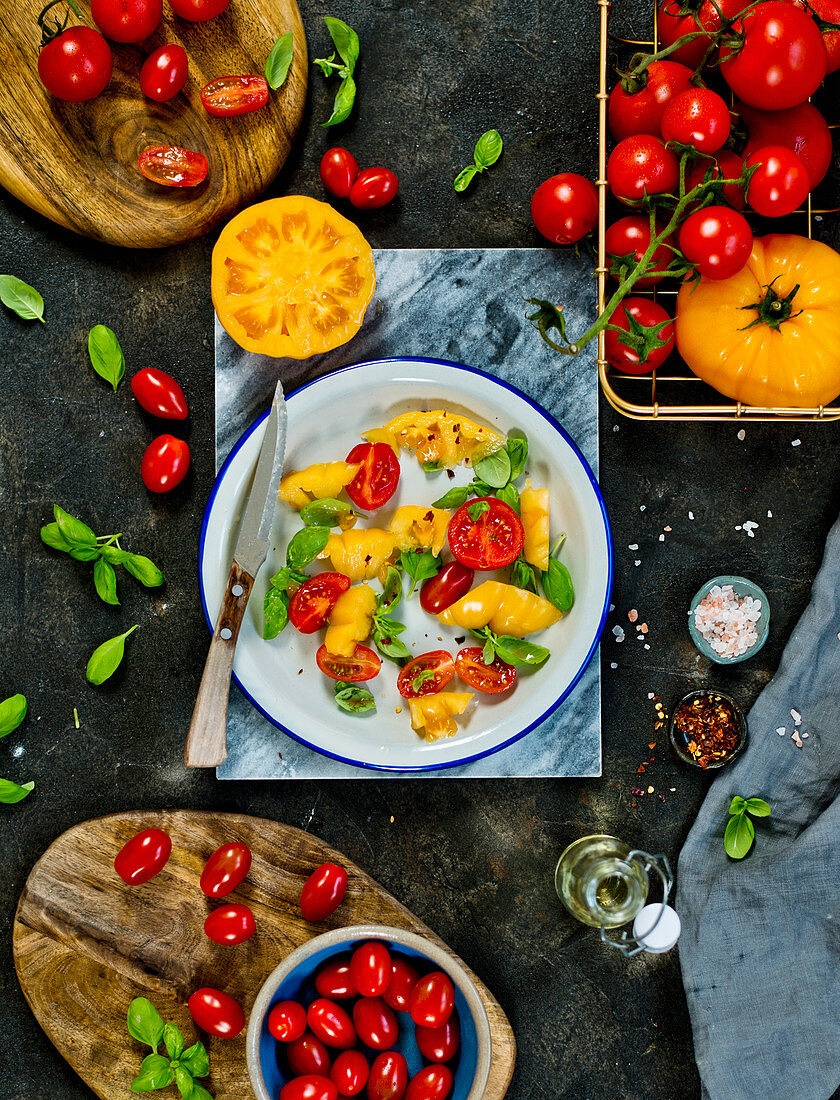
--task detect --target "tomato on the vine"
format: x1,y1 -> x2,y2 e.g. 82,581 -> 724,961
114,827 -> 171,885
201,75 -> 269,117
657,0 -> 743,68
419,561 -> 474,614
168,0 -> 229,19
289,573 -> 351,634
90,0 -> 161,42
678,206 -> 753,280
141,434 -> 190,492
300,862 -> 348,921
139,44 -> 188,102
188,988 -> 245,1038
744,145 -> 811,217
138,145 -> 208,187
408,971 -> 455,1029
739,101 -> 832,189
455,647 -> 516,694
367,1052 -> 409,1100
447,497 -> 524,570
330,1049 -> 369,1096
203,902 -> 256,945
307,999 -> 357,1050
38,27 -> 113,102
349,168 -> 399,209
405,1066 -> 453,1100
397,651 -> 455,699
684,150 -> 746,210
316,644 -> 381,682
660,87 -> 731,154
200,841 -> 252,897
321,148 -> 361,199
604,217 -> 674,287
607,60 -> 693,140
352,996 -> 399,1050
530,173 -> 598,245
288,1033 -> 332,1076
604,298 -> 674,375
607,136 -> 679,204
350,941 -> 392,997
345,442 -> 400,510
268,1000 -> 308,1042
131,367 -> 188,419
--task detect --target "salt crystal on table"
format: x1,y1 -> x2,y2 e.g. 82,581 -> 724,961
635,560 -> 641,567
640,505 -> 646,512
777,727 -> 786,736
664,526 -> 671,532
613,626 -> 625,642
610,662 -> 618,669
792,439 -> 801,447
792,731 -> 803,747
767,510 -> 773,518
791,709 -> 802,726
629,543 -> 639,550
613,424 -> 619,432
628,609 -> 638,622
648,693 -> 655,700
737,429 -> 746,441
659,534 -> 665,542
688,511 -> 694,519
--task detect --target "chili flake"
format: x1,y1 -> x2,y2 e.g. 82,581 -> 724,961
673,691 -> 741,768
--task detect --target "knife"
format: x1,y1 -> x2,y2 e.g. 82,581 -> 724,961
185,380 -> 287,768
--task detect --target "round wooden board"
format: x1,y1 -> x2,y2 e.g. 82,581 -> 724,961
13,810 -> 516,1100
0,1 -> 307,248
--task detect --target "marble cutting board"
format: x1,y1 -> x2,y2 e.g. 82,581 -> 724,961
214,247 -> 602,779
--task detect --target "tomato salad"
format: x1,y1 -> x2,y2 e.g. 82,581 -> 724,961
265,409 -> 576,743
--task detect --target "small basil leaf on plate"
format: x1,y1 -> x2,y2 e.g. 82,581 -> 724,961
412,670 -> 436,692
473,448 -> 511,489
300,498 -> 355,528
510,555 -> 538,594
86,625 -> 138,686
286,526 -> 330,570
0,693 -> 27,737
0,274 -> 45,322
492,635 -> 550,667
474,129 -> 503,169
88,324 -> 126,392
399,549 -> 441,596
264,587 -> 289,639
496,482 -> 520,513
378,566 -> 402,615
0,778 -> 34,804
542,558 -> 574,613
467,500 -> 491,521
93,558 -> 120,605
334,680 -> 376,713
127,997 -> 165,1050
431,485 -> 471,510
422,461 -> 444,473
506,430 -> 528,480
265,31 -> 293,89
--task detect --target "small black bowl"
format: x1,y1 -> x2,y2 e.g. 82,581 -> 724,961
669,689 -> 748,771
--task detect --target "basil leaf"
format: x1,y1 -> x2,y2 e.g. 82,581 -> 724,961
324,16 -> 359,72
422,461 -> 444,473
86,625 -> 138,686
127,997 -> 165,1050
542,559 -> 574,613
0,694 -> 27,737
88,324 -> 125,392
264,587 -> 289,639
101,545 -> 129,565
335,680 -> 376,713
131,1053 -> 174,1092
323,74 -> 357,127
0,778 -> 34,804
69,546 -> 102,562
286,526 -> 330,571
265,31 -> 293,89
473,448 -> 511,489
492,634 -> 550,667
474,129 -> 503,169
180,1042 -> 209,1079
496,482 -> 520,513
482,635 -> 496,664
374,632 -> 411,663
123,553 -> 164,588
314,51 -> 337,77
163,1022 -> 184,1062
54,505 -> 96,548
431,485 -> 471,510
190,1085 -> 214,1100
506,431 -> 528,480
412,669 -> 436,692
40,522 -> 73,552
0,274 -> 45,322
510,555 -> 538,594
728,795 -> 747,816
374,614 -> 406,636
454,165 -> 478,193
745,797 -> 771,817
724,812 -> 755,859
300,498 -> 355,528
399,549 -> 441,597
379,566 -> 402,615
93,558 -> 120,606
174,1064 -> 195,1099
467,500 -> 491,521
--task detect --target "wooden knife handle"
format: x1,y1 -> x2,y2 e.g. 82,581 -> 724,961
185,561 -> 255,768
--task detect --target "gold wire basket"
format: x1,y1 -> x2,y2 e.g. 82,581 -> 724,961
596,0 -> 840,421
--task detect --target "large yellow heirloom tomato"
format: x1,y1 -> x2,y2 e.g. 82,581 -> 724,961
675,234 -> 840,409
212,196 -> 376,360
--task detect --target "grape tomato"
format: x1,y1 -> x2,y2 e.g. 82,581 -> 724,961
203,902 -> 256,945
131,367 -> 188,419
317,644 -> 381,683
447,497 -> 524,571
114,827 -> 171,885
607,136 -> 679,204
307,998 -> 357,1049
315,958 -> 358,999
678,206 -> 753,280
300,862 -> 348,922
138,145 -> 208,188
201,74 -> 269,117
366,1051 -> 408,1100
419,562 -> 474,614
414,1016 -> 460,1063
141,434 -> 190,492
408,971 -> 455,1029
280,1077 -> 339,1100
345,443 -> 400,510
349,167 -> 399,210
290,573 -> 351,634
331,1049 -> 370,1096
268,1000 -> 308,1043
321,148 -> 361,199
139,45 -> 188,102
188,987 -> 245,1038
396,651 -> 455,699
382,957 -> 420,1012
200,841 -> 252,897
289,1033 -> 333,1076
404,1066 -> 453,1100
350,941 -> 392,998
352,997 -> 399,1051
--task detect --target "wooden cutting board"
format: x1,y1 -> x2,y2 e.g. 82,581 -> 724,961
0,0 -> 307,248
13,810 -> 516,1099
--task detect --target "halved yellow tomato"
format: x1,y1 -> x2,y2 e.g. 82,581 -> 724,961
212,196 -> 376,359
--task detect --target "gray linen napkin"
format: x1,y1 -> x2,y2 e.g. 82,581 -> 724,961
677,514 -> 840,1100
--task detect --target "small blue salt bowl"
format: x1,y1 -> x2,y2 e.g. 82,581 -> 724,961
687,574 -> 770,665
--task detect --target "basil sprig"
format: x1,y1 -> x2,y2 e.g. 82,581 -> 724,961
334,680 -> 376,714
541,533 -> 574,613
399,548 -> 442,598
0,693 -> 33,805
286,526 -> 330,571
431,431 -> 529,510
724,795 -> 771,860
87,626 -> 138,685
127,997 -> 212,1098
454,129 -> 503,192
371,566 -> 410,663
315,17 -> 360,126
0,274 -> 45,322
473,627 -> 550,668
264,526 -> 331,639
265,31 -> 294,90
510,555 -> 539,594
88,324 -> 125,392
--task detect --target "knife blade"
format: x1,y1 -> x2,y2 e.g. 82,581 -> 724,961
232,379 -> 287,579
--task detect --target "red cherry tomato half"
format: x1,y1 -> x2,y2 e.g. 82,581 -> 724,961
352,997 -> 399,1051
131,367 -> 188,419
657,0 -> 743,67
188,987 -> 245,1038
367,1052 -> 409,1100
604,217 -> 674,288
307,999 -> 357,1050
408,972 -> 455,1029
744,145 -> 811,218
268,1000 -> 308,1043
114,827 -> 171,885
138,145 -> 208,187
200,841 -> 252,898
405,1066 -> 453,1100
345,443 -> 400,510
141,433 -> 190,492
168,0 -> 229,20
316,958 -> 358,999
331,1049 -> 370,1096
90,0 -> 161,42
684,150 -> 746,210
321,148 -> 361,199
201,74 -> 269,117
316,644 -> 381,683
604,297 -> 675,375
739,100 -> 833,190
455,647 -> 516,694
396,651 -> 455,699
382,957 -> 420,1012
350,941 -> 393,998
203,902 -> 256,946
678,206 -> 753,280
414,1016 -> 460,1063
300,862 -> 348,922
607,136 -> 679,204
607,59 -> 693,140
349,167 -> 399,209
280,1077 -> 339,1100
38,28 -> 113,102
419,561 -> 474,614
139,44 -> 188,102
660,87 -> 731,154
289,1033 -> 333,1076
447,497 -> 524,571
530,173 -> 598,245
289,573 -> 352,634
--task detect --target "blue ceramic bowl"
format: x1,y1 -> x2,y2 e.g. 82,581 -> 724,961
246,925 -> 492,1100
687,575 -> 770,664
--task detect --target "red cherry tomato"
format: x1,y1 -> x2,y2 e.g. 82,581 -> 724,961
268,1000 -> 308,1043
201,74 -> 269,117
289,1033 -> 332,1077
131,367 -> 188,419
739,100 -> 832,190
352,997 -> 399,1051
405,1066 -> 453,1100
720,1 -> 827,110
604,217 -> 674,288
345,443 -> 400,510
90,0 -> 161,41
660,88 -> 731,154
139,44 -> 188,102
321,148 -> 361,199
408,972 -> 455,1029
684,150 -> 746,210
744,146 -> 811,217
678,206 -> 753,280
200,841 -> 252,898
300,862 -> 348,921
188,987 -> 245,1038
350,941 -> 393,998
803,0 -> 840,71
168,0 -> 229,19
530,173 -> 598,245
114,827 -> 171,885
414,1017 -> 460,1063
607,136 -> 679,204
316,644 -> 381,683
331,1049 -> 370,1096
657,0 -> 743,67
396,651 -> 455,699
454,647 -> 516,695
316,958 -> 358,1000
349,168 -> 399,209
366,1052 -> 408,1100
382,958 -> 420,1012
141,434 -> 190,492
280,1077 -> 338,1100
203,903 -> 256,946
419,562 -> 474,614
38,27 -> 113,102
289,573 -> 352,634
604,298 -> 674,375
307,999 -> 357,1050
138,145 -> 208,187
447,497 -> 524,571
607,60 -> 693,140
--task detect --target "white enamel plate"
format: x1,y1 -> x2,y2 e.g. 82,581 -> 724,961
199,358 -> 613,771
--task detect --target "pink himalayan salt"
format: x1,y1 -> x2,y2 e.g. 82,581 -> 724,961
692,584 -> 762,659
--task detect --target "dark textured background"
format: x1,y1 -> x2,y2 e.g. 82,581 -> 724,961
2,0 -> 840,1097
